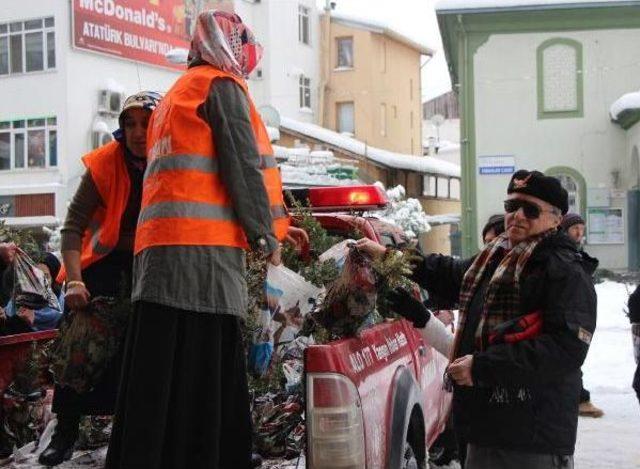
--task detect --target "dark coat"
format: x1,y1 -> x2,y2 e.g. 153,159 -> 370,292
412,231 -> 597,456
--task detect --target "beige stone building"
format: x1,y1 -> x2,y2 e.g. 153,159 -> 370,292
318,11 -> 431,156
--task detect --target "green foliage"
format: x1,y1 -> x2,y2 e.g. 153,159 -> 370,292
0,220 -> 41,260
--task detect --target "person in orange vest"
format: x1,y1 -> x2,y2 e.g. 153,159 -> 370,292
39,91 -> 162,466
106,9 -> 293,469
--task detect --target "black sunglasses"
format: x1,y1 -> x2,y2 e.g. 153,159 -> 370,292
503,199 -> 546,219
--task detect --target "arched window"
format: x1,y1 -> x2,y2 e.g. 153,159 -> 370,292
546,166 -> 586,216
537,38 -> 584,119
556,174 -> 580,214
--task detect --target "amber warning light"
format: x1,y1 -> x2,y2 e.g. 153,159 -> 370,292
285,185 -> 389,212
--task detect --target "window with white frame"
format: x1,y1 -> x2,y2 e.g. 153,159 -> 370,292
299,75 -> 311,109
337,37 -> 353,68
437,177 -> 449,198
298,5 -> 310,45
0,117 -> 57,170
336,102 -> 355,134
449,178 -> 461,200
0,16 -> 55,76
423,175 -> 436,197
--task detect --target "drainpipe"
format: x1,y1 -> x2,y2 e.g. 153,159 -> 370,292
457,14 -> 474,258
318,0 -> 333,126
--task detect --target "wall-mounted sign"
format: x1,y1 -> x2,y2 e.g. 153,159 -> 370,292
587,188 -> 611,208
478,155 -> 516,175
587,208 -> 625,245
72,0 -> 191,70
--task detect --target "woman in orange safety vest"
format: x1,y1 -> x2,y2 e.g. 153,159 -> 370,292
39,91 -> 161,467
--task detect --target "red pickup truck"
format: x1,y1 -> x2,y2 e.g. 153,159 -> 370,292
289,186 -> 451,469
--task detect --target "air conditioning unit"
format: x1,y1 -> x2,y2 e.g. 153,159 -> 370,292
98,90 -> 123,115
92,131 -> 114,149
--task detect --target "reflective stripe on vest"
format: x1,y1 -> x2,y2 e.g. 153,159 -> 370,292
135,66 -> 289,254
139,201 -> 287,225
144,153 -> 278,179
56,142 -> 130,283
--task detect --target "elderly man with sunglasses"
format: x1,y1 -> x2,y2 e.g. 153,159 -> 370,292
357,170 -> 596,469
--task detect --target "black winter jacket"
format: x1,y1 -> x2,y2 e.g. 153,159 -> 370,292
412,231 -> 597,456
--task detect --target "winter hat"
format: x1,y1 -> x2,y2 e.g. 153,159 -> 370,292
507,170 -> 569,215
560,213 -> 585,231
113,91 -> 163,142
482,214 -> 505,239
39,252 -> 61,282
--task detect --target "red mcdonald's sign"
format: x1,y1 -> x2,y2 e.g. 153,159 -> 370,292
72,0 -> 194,70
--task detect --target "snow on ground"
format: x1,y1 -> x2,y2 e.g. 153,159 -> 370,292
575,280 -> 640,469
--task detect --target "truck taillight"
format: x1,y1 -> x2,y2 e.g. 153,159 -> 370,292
307,373 -> 365,469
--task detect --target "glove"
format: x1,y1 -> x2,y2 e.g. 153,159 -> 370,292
386,288 -> 432,328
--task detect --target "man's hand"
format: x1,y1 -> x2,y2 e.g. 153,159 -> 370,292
267,245 -> 282,266
66,283 -> 91,310
448,355 -> 474,386
0,242 -> 17,264
284,226 -> 309,250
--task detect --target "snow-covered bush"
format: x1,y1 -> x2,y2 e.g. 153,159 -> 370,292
369,182 -> 431,239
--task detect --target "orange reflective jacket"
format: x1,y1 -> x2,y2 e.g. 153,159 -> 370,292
57,141 -> 130,283
135,66 -> 289,254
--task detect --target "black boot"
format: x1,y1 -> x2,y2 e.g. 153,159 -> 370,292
0,429 -> 12,460
38,413 -> 80,466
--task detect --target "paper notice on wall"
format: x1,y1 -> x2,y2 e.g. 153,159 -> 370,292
587,208 -> 624,244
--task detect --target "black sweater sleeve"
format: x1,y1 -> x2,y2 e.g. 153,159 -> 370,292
411,253 -> 473,308
200,78 -> 278,253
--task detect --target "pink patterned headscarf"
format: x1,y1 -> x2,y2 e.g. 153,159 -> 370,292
188,10 -> 263,77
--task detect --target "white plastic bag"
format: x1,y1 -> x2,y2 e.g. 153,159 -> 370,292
266,264 -> 323,348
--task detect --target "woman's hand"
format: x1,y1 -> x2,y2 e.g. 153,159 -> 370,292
65,283 -> 91,310
355,238 -> 387,260
267,245 -> 282,266
284,226 -> 309,250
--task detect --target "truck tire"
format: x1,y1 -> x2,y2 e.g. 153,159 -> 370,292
403,407 -> 427,469
402,442 -> 419,469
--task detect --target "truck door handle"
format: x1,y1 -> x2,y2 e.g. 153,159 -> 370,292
418,346 -> 426,357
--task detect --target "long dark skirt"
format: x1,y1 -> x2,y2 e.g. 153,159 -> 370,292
53,251 -> 133,416
105,302 -> 253,469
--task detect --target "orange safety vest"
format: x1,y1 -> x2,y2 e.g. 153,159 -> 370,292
57,141 -> 130,283
134,66 -> 289,254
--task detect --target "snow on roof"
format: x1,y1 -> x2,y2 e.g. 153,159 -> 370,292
280,164 -> 359,188
436,0 -> 639,13
610,90 -> 640,120
280,117 -> 461,178
327,11 -> 434,56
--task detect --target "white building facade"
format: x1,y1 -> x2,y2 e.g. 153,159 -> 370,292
0,0 -> 322,233
438,0 -> 640,270
235,0 -> 321,124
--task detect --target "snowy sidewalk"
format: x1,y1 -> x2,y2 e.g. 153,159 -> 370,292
575,281 -> 640,469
